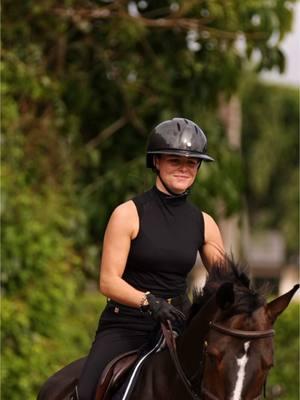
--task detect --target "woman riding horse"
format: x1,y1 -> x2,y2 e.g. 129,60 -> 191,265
38,261 -> 299,399
74,117 -> 225,400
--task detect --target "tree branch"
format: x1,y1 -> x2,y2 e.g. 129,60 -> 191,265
53,6 -> 268,40
86,116 -> 128,149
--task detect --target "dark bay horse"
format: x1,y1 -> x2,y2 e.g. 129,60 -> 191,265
38,261 -> 299,400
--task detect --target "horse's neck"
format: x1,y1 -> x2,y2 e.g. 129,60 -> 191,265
177,293 -> 219,376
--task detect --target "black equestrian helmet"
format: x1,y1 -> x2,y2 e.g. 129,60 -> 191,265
146,117 -> 214,168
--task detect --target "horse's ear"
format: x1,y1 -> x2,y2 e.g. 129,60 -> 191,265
267,284 -> 299,323
216,282 -> 235,310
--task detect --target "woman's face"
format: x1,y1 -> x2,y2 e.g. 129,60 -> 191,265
154,154 -> 200,194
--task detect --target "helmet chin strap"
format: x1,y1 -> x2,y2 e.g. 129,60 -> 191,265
157,173 -> 190,197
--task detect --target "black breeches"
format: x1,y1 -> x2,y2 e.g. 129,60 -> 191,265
77,295 -> 191,400
77,327 -> 151,400
77,303 -> 157,400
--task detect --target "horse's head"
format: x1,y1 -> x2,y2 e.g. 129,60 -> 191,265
201,277 -> 299,400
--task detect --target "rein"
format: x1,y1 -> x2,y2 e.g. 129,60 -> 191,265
162,320 -> 275,400
161,321 -> 201,400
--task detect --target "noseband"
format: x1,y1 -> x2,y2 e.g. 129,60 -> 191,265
162,320 -> 275,400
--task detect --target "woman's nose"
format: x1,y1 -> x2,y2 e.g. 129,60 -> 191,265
178,161 -> 189,171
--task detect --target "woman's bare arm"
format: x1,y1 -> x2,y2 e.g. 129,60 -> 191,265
200,212 -> 225,272
99,201 -> 146,308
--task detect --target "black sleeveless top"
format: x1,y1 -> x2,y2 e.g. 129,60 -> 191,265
122,186 -> 205,298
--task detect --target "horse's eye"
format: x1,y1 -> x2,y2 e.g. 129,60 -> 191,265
261,348 -> 274,369
207,347 -> 222,363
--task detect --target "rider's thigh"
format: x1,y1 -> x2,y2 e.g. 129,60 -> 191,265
77,328 -> 148,400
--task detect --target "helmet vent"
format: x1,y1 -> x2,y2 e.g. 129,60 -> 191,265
176,122 -> 181,131
184,119 -> 189,124
194,125 -> 199,134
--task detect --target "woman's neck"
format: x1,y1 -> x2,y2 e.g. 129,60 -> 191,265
155,177 -> 187,197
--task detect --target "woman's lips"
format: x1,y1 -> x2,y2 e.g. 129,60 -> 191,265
174,175 -> 190,179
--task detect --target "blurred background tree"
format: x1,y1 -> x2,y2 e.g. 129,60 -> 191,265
241,79 -> 299,258
1,1 -> 298,399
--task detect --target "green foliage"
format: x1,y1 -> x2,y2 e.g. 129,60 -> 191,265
268,302 -> 300,400
2,291 -> 105,399
241,79 -> 299,256
2,150 -> 82,398
2,32 -> 84,398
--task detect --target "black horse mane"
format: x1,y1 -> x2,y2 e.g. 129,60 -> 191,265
189,258 -> 267,320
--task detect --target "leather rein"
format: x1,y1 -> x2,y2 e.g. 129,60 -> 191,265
161,320 -> 275,400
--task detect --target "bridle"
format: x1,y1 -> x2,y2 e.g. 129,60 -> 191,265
209,321 -> 275,339
162,320 -> 275,400
202,321 -> 275,400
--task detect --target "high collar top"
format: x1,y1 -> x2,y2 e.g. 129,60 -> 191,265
152,185 -> 188,206
123,186 -> 204,298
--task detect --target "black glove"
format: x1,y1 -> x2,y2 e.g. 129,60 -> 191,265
146,293 -> 185,323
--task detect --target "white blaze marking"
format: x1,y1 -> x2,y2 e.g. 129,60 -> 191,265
231,341 -> 250,400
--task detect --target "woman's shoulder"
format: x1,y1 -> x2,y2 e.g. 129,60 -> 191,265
111,187 -> 153,219
108,200 -> 139,239
202,211 -> 218,226
112,200 -> 137,220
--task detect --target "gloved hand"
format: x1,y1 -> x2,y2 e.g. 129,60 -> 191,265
146,293 -> 185,323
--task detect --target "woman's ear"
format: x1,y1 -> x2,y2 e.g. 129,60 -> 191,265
154,155 -> 160,171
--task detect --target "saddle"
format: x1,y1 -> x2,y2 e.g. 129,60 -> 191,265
94,349 -> 139,400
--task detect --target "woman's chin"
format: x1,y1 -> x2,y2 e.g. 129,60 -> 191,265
171,183 -> 191,193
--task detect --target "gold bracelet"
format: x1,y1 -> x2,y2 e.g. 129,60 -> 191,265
140,291 -> 151,308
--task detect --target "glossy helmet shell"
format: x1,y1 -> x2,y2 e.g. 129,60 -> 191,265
146,117 -> 214,168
